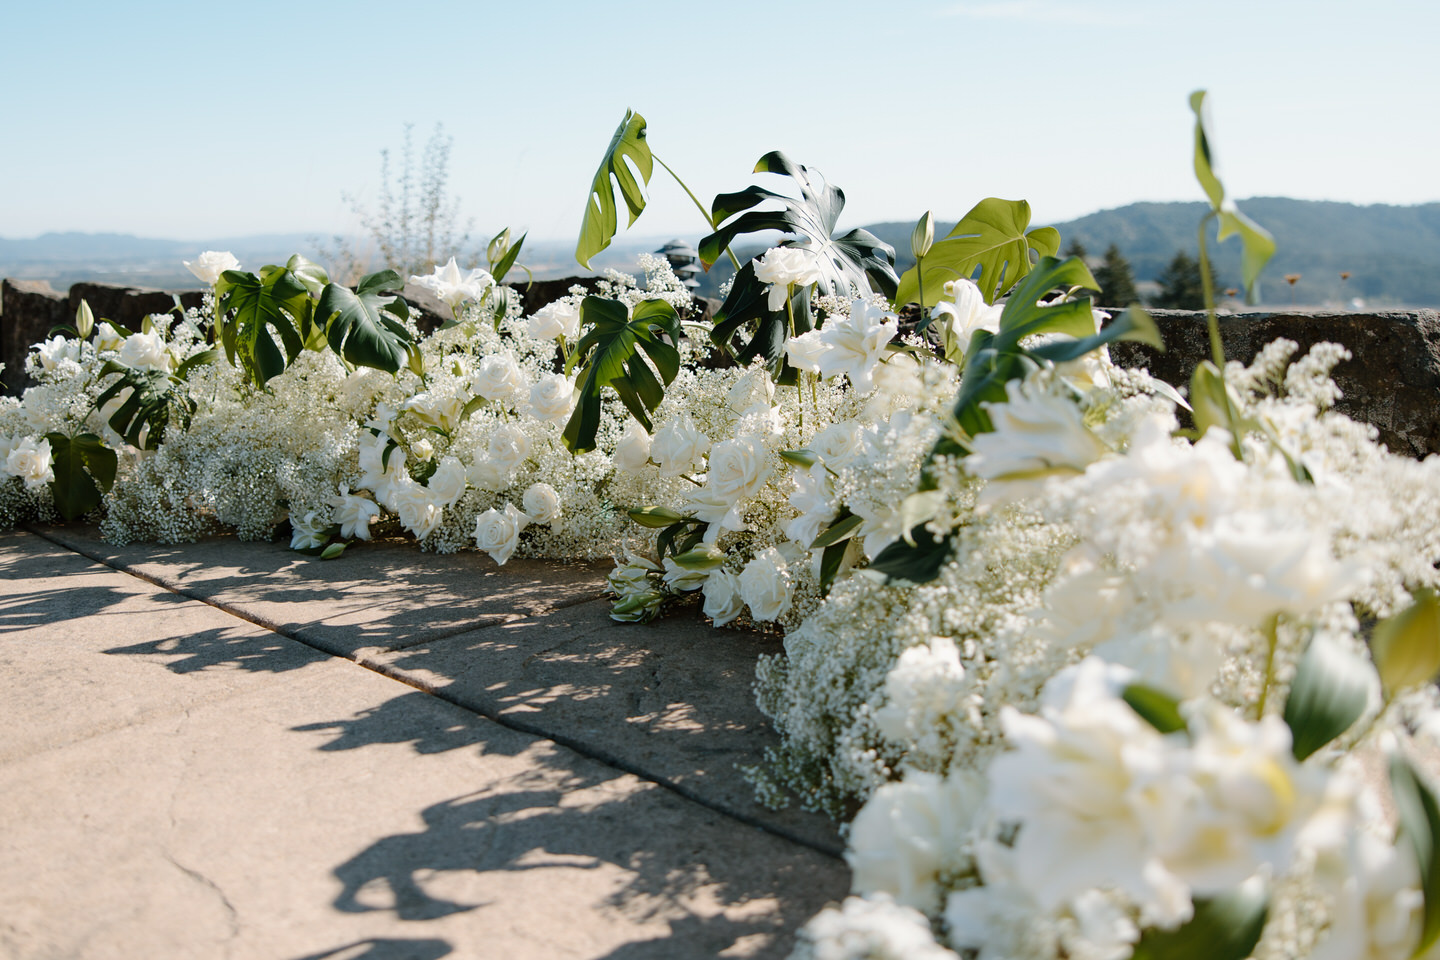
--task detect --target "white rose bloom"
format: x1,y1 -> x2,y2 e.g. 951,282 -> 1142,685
117,329 -> 172,371
725,368 -> 775,412
612,421 -> 652,474
753,246 -> 822,311
289,511 -> 330,550
390,479 -> 444,539
874,637 -> 970,750
650,415 -> 711,477
93,321 -> 125,353
707,434 -> 772,503
813,298 -> 899,392
796,894 -> 960,960
35,335 -> 81,372
739,546 -> 793,622
470,351 -> 527,402
487,424 -> 532,472
930,277 -> 1003,357
811,421 -> 862,467
473,502 -> 529,565
785,461 -> 836,548
526,373 -> 577,425
526,300 -> 581,341
1312,827 -> 1428,960
701,569 -> 745,626
468,458 -> 511,492
426,456 -> 467,508
784,330 -> 827,373
327,484 -> 379,541
967,374 -> 1110,485
411,438 -> 435,462
183,250 -> 240,285
5,437 -> 53,489
521,482 -> 562,525
410,257 -> 494,310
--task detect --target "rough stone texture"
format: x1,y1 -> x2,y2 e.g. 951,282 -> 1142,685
0,278 -> 68,395
362,600 -> 844,855
66,280 -> 206,332
30,524 -> 612,658
1109,309 -> 1440,458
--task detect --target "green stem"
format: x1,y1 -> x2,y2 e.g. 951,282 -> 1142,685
786,293 -> 803,430
1196,215 -> 1224,368
653,154 -> 742,273
1255,613 -> 1281,719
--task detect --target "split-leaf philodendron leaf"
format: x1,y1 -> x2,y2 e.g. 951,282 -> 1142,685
894,197 -> 1060,308
317,270 -> 415,375
563,296 -> 681,453
576,109 -> 652,270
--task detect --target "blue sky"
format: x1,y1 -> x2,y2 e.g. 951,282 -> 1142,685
3,0 -> 1437,246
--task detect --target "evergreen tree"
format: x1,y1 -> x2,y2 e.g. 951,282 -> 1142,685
1092,243 -> 1139,307
1063,238 -> 1089,260
1152,250 -> 1206,310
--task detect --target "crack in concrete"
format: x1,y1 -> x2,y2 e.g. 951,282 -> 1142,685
162,851 -> 240,947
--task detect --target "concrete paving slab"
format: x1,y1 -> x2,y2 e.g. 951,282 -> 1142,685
31,524 -> 612,657
0,649 -> 848,959
0,528 -> 327,761
361,600 -> 844,856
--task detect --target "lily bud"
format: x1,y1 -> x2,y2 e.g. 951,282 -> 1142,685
911,211 -> 935,261
75,300 -> 95,340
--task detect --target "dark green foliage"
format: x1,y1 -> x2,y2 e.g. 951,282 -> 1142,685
1152,250 -> 1206,309
1093,243 -> 1140,307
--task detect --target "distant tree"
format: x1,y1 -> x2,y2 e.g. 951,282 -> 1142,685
1064,238 -> 1089,261
1152,250 -> 1206,310
1092,243 -> 1139,307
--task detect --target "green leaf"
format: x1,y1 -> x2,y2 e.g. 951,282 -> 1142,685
779,448 -> 817,469
1123,684 -> 1187,734
1371,589 -> 1440,695
44,432 -> 106,521
810,509 -> 862,549
1025,304 -> 1165,365
628,505 -> 687,528
817,539 -> 850,596
563,296 -> 681,453
1390,752 -> 1440,957
1131,878 -> 1269,960
491,230 -> 526,284
1283,634 -> 1371,761
576,109 -> 652,269
215,265 -> 309,388
1190,90 -> 1227,212
93,359 -> 202,450
894,198 -> 1061,307
317,270 -> 416,375
1190,90 -> 1275,304
867,523 -> 953,585
286,254 -> 329,297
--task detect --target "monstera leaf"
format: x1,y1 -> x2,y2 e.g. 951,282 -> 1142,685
576,110 -> 653,269
215,265 -> 310,388
563,296 -> 681,453
317,270 -> 415,375
699,151 -> 897,370
93,350 -> 219,450
45,432 -> 117,521
895,197 -> 1060,308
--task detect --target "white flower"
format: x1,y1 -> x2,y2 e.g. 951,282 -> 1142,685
847,770 -> 984,912
487,424 -> 532,472
609,553 -> 661,598
812,298 -> 899,392
706,434 -> 771,503
967,374 -> 1110,487
930,277 -> 1002,356
795,894 -> 960,960
526,373 -> 577,425
612,421 -> 652,474
785,461 -> 836,548
521,482 -> 561,525
739,546 -> 793,622
93,322 -> 125,353
473,502 -> 529,565
1313,827 -> 1429,960
874,636 -> 970,750
411,438 -> 435,462
754,246 -> 821,311
785,330 -> 827,373
527,299 -> 581,341
410,257 -> 494,310
117,329 -> 172,371
467,458 -> 510,493
426,456 -> 467,508
470,352 -> 527,403
327,484 -> 379,540
661,558 -> 708,592
183,250 -> 240,285
35,335 -> 81,372
811,421 -> 862,467
390,479 -> 444,539
5,436 -> 53,490
701,569 -> 745,626
650,415 -> 710,477
289,511 -> 329,550
402,391 -> 465,431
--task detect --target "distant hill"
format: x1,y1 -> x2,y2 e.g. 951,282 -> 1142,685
861,198 -> 1440,307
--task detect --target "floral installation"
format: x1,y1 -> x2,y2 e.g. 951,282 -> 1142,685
2,91 -> 1440,960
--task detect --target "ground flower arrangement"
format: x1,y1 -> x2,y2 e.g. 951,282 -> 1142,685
8,93 -> 1440,960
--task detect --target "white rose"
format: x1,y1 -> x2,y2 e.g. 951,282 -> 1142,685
784,330 -> 826,373
118,330 -> 171,371
701,569 -> 745,626
487,424 -> 532,472
289,511 -> 330,550
527,373 -> 577,425
390,480 -> 444,539
650,415 -> 710,477
468,458 -> 511,492
707,434 -> 772,503
811,421 -> 861,466
426,456 -> 467,508
754,246 -> 822,311
5,436 -> 53,490
738,546 -> 793,622
526,300 -> 581,341
34,335 -> 81,372
183,250 -> 240,285
473,502 -> 529,565
327,483 -> 379,540
521,482 -> 561,524
470,352 -> 527,402
612,421 -> 652,473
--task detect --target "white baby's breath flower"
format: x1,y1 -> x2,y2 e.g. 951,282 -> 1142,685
184,250 -> 240,285
794,894 -> 960,960
473,502 -> 529,565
